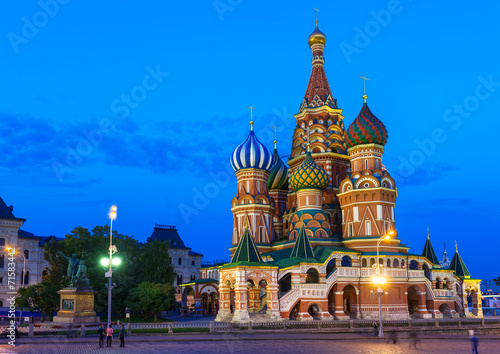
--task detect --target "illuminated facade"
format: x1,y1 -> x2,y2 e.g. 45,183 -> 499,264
182,21 -> 482,322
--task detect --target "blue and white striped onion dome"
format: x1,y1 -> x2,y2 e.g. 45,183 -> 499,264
231,130 -> 273,172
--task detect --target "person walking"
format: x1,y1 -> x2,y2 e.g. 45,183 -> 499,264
408,330 -> 418,349
97,325 -> 105,348
469,330 -> 479,354
106,325 -> 113,347
372,322 -> 379,336
119,324 -> 126,347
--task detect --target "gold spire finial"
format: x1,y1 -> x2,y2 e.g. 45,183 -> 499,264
272,125 -> 279,149
359,75 -> 369,102
247,106 -> 255,130
455,240 -> 458,252
313,8 -> 320,25
245,219 -> 249,230
427,226 -> 430,239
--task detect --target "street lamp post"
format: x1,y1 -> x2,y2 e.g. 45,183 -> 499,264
6,247 -> 26,324
106,205 -> 117,327
373,231 -> 394,338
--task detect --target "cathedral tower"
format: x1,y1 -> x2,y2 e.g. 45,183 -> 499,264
338,94 -> 398,252
230,119 -> 275,246
285,21 -> 350,238
268,140 -> 288,240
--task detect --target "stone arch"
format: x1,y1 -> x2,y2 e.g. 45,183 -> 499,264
279,272 -> 292,296
362,258 -> 367,267
343,284 -> 358,318
307,303 -> 322,320
305,268 -> 320,283
341,255 -> 352,267
439,303 -> 452,318
393,259 -> 399,268
407,286 -> 420,317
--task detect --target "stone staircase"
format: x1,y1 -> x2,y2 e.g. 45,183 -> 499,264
248,312 -> 272,323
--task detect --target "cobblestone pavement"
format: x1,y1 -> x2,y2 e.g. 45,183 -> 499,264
0,338 -> 497,354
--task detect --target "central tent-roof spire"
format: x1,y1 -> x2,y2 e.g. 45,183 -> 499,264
299,12 -> 337,112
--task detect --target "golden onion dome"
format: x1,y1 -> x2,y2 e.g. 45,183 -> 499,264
308,23 -> 326,46
290,151 -> 328,191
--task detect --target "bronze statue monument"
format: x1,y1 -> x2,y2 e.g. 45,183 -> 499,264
52,252 -> 98,323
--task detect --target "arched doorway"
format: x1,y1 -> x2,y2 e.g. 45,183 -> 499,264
182,287 -> 195,315
439,303 -> 452,318
306,268 -> 319,283
308,304 -> 320,320
290,302 -> 300,320
407,286 -> 419,317
258,279 -> 268,312
279,273 -> 292,296
343,285 -> 357,318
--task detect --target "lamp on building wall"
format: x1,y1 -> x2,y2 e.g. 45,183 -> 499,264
372,231 -> 394,338
6,246 -> 26,324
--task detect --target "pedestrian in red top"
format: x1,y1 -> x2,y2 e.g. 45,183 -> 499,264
106,325 -> 113,347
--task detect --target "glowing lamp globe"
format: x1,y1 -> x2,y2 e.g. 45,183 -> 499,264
112,258 -> 121,266
100,258 -> 110,266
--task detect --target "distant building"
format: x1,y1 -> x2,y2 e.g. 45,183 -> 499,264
0,196 -> 55,309
440,242 -> 451,269
146,224 -> 203,308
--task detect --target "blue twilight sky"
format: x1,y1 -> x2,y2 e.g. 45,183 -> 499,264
0,1 -> 499,279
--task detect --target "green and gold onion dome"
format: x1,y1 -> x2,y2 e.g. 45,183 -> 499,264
290,151 -> 328,191
268,145 -> 288,190
308,23 -> 326,46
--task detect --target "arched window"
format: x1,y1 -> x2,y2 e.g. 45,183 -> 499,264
393,259 -> 399,268
0,238 -> 4,246
409,260 -> 418,270
443,278 -> 449,289
370,258 -> 375,267
21,271 -> 29,285
401,260 -> 405,268
386,259 -> 391,268
423,264 -> 431,280
305,268 -> 319,283
24,250 -> 29,259
178,257 -> 182,265
341,256 -> 352,267
365,159 -> 368,169
0,300 -> 3,307
326,259 -> 336,275
362,259 -> 367,267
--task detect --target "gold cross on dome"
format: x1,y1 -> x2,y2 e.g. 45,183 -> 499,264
313,8 -> 320,23
247,106 -> 255,130
272,125 -> 279,148
359,75 -> 370,94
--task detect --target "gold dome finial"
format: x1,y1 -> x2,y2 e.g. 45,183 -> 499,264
308,8 -> 326,47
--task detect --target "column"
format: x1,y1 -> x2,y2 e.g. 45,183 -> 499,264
266,284 -> 282,321
416,291 -> 429,318
215,284 -> 232,322
334,291 -> 348,320
232,282 -> 250,323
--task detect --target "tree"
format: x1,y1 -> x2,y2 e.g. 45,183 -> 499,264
135,239 -> 176,284
15,281 -> 59,321
494,277 -> 500,287
125,282 -> 176,322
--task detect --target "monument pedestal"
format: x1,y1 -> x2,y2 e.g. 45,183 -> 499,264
52,288 -> 100,323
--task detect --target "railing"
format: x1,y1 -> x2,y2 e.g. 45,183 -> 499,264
11,317 -> 500,337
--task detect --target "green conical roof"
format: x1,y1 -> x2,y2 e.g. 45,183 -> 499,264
231,227 -> 263,263
448,244 -> 470,278
422,232 -> 440,265
290,225 -> 315,259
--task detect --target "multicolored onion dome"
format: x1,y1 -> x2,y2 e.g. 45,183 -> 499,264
231,129 -> 273,172
345,102 -> 388,148
308,24 -> 326,46
290,152 -> 328,191
268,147 -> 288,190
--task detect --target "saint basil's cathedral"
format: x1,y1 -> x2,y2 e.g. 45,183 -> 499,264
181,21 -> 482,322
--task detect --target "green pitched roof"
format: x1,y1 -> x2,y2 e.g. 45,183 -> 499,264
231,227 -> 263,263
290,226 -> 315,259
422,235 -> 440,265
449,249 -> 470,278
